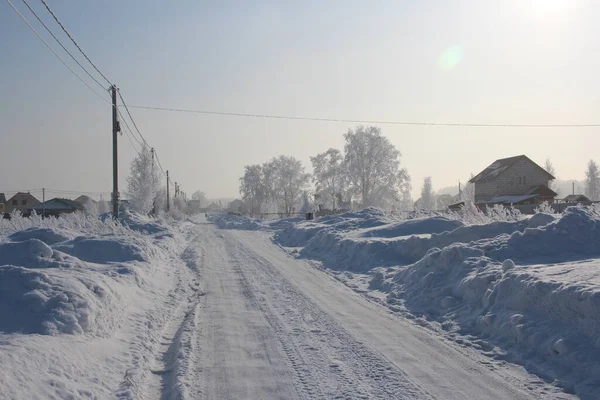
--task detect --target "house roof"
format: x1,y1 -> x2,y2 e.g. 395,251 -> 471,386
526,185 -> 558,197
564,194 -> 590,202
30,198 -> 84,211
0,193 -> 5,203
74,195 -> 96,205
469,155 -> 555,183
7,192 -> 40,203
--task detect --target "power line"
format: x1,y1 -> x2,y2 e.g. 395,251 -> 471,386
5,0 -> 109,103
117,90 -> 167,175
118,91 -> 149,147
118,109 -> 143,149
19,0 -> 106,91
38,0 -> 112,86
123,128 -> 141,153
127,104 -> 600,128
154,152 -> 166,175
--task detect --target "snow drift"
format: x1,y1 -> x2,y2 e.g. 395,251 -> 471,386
270,206 -> 600,398
0,214 -> 177,337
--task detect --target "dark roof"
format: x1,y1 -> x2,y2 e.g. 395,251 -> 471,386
7,192 -> 40,203
526,185 -> 557,197
564,194 -> 590,202
469,155 -> 555,183
30,198 -> 84,211
0,193 -> 5,203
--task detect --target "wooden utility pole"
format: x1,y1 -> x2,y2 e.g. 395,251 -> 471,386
42,188 -> 45,219
111,85 -> 120,219
166,170 -> 170,211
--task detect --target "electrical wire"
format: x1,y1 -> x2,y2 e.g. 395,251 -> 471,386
19,0 -> 107,91
5,0 -> 109,103
123,129 -> 140,153
127,104 -> 600,128
37,0 -> 112,86
117,91 -> 149,147
154,152 -> 166,175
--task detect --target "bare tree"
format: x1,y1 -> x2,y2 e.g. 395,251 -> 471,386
126,145 -> 162,215
420,177 -> 435,210
343,126 -> 409,208
310,148 -> 345,210
585,160 -> 600,200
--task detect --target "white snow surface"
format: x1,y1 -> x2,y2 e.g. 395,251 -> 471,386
266,206 -> 600,399
0,208 -> 592,399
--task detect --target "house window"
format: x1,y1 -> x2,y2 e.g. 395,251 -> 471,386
523,176 -> 526,185
12,200 -> 17,206
518,177 -> 522,185
22,200 -> 27,205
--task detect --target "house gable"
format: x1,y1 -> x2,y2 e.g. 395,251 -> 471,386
471,156 -> 556,203
5,192 -> 40,213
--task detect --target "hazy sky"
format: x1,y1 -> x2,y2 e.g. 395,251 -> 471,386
2,0 -> 599,201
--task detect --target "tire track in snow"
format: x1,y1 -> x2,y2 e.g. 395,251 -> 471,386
223,232 -> 434,400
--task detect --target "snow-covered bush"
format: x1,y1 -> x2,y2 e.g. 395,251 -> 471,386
534,201 -> 556,215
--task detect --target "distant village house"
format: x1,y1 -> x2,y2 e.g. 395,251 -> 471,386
29,198 -> 84,217
3,192 -> 40,215
470,155 -> 556,206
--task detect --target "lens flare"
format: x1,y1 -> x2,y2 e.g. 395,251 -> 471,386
438,46 -> 463,70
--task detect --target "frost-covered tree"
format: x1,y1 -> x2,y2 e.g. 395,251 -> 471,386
420,177 -> 435,210
460,174 -> 475,206
343,126 -> 409,208
126,145 -> 162,214
310,148 -> 345,210
585,160 -> 600,200
191,191 -> 208,207
239,164 -> 265,215
398,173 -> 413,211
269,155 -> 311,216
545,159 -> 557,190
299,190 -> 313,214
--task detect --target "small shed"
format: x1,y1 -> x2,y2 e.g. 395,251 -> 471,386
30,198 -> 84,217
564,194 -> 591,203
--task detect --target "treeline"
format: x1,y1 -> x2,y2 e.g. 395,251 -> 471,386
239,126 -> 412,216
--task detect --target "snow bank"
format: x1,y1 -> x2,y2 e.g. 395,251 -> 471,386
53,236 -> 145,264
379,207 -> 600,398
275,207 -> 394,247
0,265 -> 123,335
361,216 -> 463,238
208,213 -> 262,230
0,214 -> 179,337
273,206 -> 600,397
277,208 -> 555,271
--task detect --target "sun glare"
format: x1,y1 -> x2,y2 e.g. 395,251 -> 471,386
527,0 -> 574,17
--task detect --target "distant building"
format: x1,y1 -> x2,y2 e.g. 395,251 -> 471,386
436,194 -> 455,209
470,155 -> 557,206
187,199 -> 202,214
227,199 -> 244,213
0,193 -> 5,214
29,198 -> 84,217
74,195 -> 97,206
5,192 -> 40,214
564,194 -> 591,204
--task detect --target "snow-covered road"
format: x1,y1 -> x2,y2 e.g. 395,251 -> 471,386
148,219 -> 573,400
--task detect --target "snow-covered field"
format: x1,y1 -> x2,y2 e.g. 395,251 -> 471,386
1,207 -> 598,399
270,206 -> 600,399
